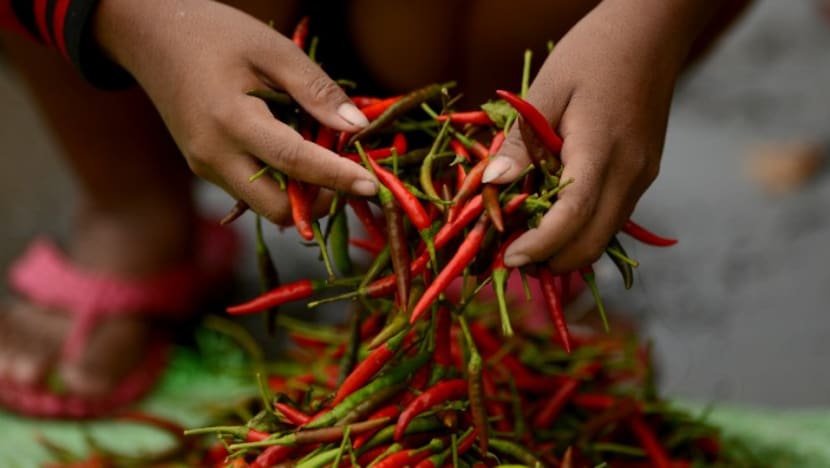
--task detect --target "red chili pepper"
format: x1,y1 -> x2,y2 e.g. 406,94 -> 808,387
314,126 -> 336,150
449,139 -> 471,162
351,96 -> 382,108
436,111 -> 494,126
226,279 -> 326,315
572,393 -> 622,411
347,198 -> 386,245
533,362 -> 602,428
333,329 -> 410,405
410,216 -> 490,323
456,427 -> 478,456
406,364 -> 431,396
622,219 -> 678,247
451,158 -> 488,209
482,371 -> 512,433
468,140 -> 490,160
352,405 -> 402,449
336,131 -> 351,152
433,308 -> 452,368
392,132 -> 408,155
489,130 -> 506,155
539,266 -> 572,353
357,445 -> 394,466
454,164 -> 467,202
291,16 -> 310,49
359,312 -> 385,340
360,95 -> 402,120
249,445 -> 295,468
373,439 -> 444,468
630,415 -> 671,468
288,332 -> 328,350
350,237 -> 385,255
503,193 -> 529,215
274,402 -> 311,426
287,180 -> 314,241
481,184 -> 504,232
394,379 -> 468,441
368,157 -> 432,231
496,89 -> 563,154
342,139 -> 406,162
436,195 -> 484,250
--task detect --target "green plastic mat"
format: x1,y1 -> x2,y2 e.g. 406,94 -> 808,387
1,347 -> 828,467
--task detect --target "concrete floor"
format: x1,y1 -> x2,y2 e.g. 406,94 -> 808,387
1,1 -> 828,408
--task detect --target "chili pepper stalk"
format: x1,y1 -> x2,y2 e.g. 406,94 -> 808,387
581,266 -> 610,332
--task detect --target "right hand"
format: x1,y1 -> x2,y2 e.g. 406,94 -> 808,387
92,0 -> 377,224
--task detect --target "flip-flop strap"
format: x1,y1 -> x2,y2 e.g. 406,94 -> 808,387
8,238 -> 202,361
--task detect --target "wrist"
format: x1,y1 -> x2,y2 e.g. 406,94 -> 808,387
91,0 -> 173,81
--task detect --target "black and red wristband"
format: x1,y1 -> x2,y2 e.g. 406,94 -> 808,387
10,0 -> 131,88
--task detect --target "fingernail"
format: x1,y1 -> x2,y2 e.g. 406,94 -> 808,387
337,103 -> 369,128
351,179 -> 378,196
482,158 -> 513,183
504,253 -> 532,268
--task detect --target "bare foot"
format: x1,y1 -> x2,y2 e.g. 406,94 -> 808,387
0,205 -> 194,399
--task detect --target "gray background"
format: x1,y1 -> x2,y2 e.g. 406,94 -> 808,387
1,1 -> 828,408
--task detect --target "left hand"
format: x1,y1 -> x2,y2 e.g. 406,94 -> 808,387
482,0 -> 705,272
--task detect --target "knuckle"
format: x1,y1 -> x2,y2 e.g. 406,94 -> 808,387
642,159 -> 660,184
273,137 -> 304,170
306,74 -> 342,104
583,242 -> 606,265
257,200 -> 291,227
558,198 -> 592,222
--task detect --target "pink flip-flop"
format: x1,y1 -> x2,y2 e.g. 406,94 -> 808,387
0,221 -> 238,418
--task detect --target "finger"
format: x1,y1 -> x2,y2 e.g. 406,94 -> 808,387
251,33 -> 369,132
311,189 -> 336,219
502,134 -> 611,268
547,149 -> 654,272
238,102 -> 378,196
546,183 -> 635,273
484,58 -> 572,184
210,154 -> 294,226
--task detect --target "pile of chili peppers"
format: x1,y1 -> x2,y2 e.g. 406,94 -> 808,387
41,21 -> 755,468
180,25 -> 750,466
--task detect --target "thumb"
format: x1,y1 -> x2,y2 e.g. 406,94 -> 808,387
482,122 -> 531,184
253,34 -> 369,132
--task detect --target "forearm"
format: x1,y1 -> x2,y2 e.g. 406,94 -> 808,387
592,0 -> 730,72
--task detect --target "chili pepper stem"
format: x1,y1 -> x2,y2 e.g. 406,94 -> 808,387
312,221 -> 337,280
581,269 -> 610,333
606,246 -> 640,268
492,268 -> 514,337
331,426 -> 352,468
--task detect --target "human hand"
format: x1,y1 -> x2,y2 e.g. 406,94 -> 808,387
482,0 -> 704,272
93,0 -> 376,224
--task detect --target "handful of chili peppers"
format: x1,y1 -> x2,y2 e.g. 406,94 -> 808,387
182,20 -> 754,468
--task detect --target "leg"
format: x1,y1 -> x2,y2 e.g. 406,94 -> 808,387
0,30 -> 198,396
0,0 -> 301,403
